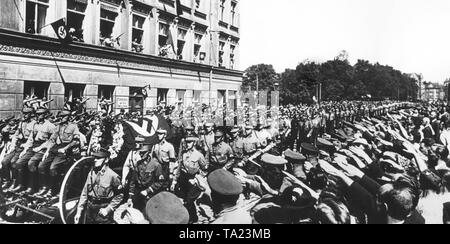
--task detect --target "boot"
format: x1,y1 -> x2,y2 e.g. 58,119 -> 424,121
11,170 -> 26,193
1,180 -> 11,190
43,189 -> 55,198
11,184 -> 26,193
25,173 -> 38,195
34,187 -> 49,197
7,179 -> 17,192
24,187 -> 34,195
35,173 -> 48,196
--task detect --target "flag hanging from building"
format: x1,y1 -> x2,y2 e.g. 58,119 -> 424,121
50,18 -> 72,43
167,24 -> 178,56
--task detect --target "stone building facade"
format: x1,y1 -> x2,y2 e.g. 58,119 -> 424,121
0,0 -> 242,119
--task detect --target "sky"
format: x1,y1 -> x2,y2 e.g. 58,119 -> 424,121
239,0 -> 450,82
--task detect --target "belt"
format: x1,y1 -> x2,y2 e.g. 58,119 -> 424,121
88,198 -> 111,205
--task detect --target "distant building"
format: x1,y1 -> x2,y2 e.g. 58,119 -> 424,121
0,0 -> 242,119
422,82 -> 445,102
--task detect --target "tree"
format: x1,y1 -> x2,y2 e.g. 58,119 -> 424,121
242,64 -> 279,92
245,53 -> 420,105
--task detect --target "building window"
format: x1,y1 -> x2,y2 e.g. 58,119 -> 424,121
193,90 -> 202,104
98,85 -> 115,100
24,81 -> 49,100
65,84 -> 86,100
158,23 -> 170,57
99,7 -> 119,47
218,41 -> 225,67
193,33 -> 203,63
26,0 -> 50,34
217,90 -> 226,108
230,45 -> 235,69
67,0 -> 87,42
219,0 -> 225,22
231,2 -> 236,26
132,14 -> 145,53
177,28 -> 187,60
64,84 -> 86,111
176,89 -> 186,104
157,88 -> 168,105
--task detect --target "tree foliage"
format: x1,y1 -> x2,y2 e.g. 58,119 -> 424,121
242,64 -> 279,92
245,53 -> 420,105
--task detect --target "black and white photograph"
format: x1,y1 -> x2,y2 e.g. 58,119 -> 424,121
0,0 -> 450,229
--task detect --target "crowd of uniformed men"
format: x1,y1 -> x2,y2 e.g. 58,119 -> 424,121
1,97 -> 450,224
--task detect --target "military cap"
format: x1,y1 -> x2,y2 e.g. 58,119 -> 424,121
59,110 -> 72,117
352,138 -> 369,146
316,138 -> 335,152
91,148 -> 111,159
145,192 -> 189,224
184,125 -> 195,131
319,150 -> 330,158
331,132 -> 349,143
135,137 -> 146,144
214,130 -> 224,137
261,154 -> 288,165
36,108 -> 48,114
253,207 -> 291,224
137,144 -> 152,152
208,169 -> 243,196
280,186 -> 317,211
283,149 -> 305,161
185,136 -> 199,142
156,129 -> 168,134
300,143 -> 319,156
230,126 -> 240,134
22,107 -> 34,114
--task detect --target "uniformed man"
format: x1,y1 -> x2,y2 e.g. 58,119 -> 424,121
199,122 -> 215,155
283,149 -> 307,183
228,126 -> 244,163
1,108 -> 35,190
208,130 -> 234,172
152,129 -> 176,183
0,126 -> 18,189
171,136 -> 208,223
208,169 -> 255,224
74,148 -> 123,224
36,110 -> 81,197
240,125 -> 262,175
255,123 -> 272,148
11,108 -> 56,194
127,143 -> 168,212
241,125 -> 262,157
260,154 -> 288,191
177,125 -> 197,157
121,137 -> 146,187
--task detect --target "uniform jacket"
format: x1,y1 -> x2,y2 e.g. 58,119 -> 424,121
129,159 -> 168,197
78,166 -> 123,212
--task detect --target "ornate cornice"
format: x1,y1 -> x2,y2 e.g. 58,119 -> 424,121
0,28 -> 243,79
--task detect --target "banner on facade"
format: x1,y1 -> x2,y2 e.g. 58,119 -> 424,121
50,18 -> 72,43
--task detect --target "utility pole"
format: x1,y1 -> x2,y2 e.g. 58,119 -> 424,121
319,82 -> 322,104
256,72 -> 259,105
